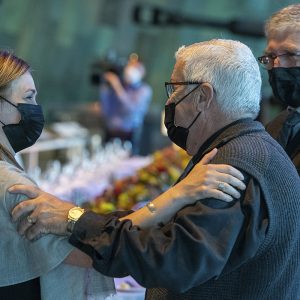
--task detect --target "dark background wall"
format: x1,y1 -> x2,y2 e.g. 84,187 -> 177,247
0,0 -> 298,153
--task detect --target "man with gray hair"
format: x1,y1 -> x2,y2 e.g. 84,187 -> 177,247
11,39 -> 300,299
258,3 -> 300,175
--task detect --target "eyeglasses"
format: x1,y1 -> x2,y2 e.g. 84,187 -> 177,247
257,52 -> 300,70
164,81 -> 202,98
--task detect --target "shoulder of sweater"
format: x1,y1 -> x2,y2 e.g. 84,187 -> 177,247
212,132 -> 291,177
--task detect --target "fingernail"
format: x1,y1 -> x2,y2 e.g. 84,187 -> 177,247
238,174 -> 244,180
227,196 -> 233,202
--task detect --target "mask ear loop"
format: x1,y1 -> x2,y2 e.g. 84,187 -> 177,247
175,84 -> 202,106
0,96 -> 18,126
175,84 -> 202,129
0,95 -> 18,108
186,111 -> 201,129
171,84 -> 202,129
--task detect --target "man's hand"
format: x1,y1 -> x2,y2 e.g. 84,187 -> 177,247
10,186 -> 75,240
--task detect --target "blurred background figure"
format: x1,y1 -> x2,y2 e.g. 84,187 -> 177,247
99,53 -> 152,155
259,4 -> 300,175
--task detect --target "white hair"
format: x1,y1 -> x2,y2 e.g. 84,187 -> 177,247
175,39 -> 261,119
265,4 -> 300,38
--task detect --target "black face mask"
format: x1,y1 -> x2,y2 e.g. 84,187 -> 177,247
164,87 -> 201,150
0,97 -> 45,152
268,67 -> 300,108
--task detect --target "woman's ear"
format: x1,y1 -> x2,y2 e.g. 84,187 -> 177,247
195,83 -> 214,111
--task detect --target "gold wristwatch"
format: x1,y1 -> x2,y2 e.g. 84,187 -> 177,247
67,206 -> 85,234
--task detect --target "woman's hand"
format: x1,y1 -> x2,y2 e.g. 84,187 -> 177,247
174,148 -> 246,204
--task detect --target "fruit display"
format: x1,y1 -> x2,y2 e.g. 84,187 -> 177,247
86,146 -> 191,213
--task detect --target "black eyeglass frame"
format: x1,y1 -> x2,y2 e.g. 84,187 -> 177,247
257,52 -> 300,69
164,81 -> 202,98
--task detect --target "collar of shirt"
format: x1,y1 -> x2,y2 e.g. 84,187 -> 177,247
288,106 -> 300,113
175,118 -> 258,184
192,118 -> 255,165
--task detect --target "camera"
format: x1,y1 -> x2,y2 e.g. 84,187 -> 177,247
90,55 -> 126,85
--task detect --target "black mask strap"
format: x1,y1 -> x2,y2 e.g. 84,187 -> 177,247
0,96 -> 18,126
175,84 -> 201,106
187,111 -> 201,129
174,84 -> 202,129
0,95 -> 18,108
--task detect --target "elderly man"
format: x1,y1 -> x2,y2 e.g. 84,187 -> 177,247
259,4 -> 300,174
12,39 -> 300,299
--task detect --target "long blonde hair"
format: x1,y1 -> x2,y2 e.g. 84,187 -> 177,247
0,50 -> 30,92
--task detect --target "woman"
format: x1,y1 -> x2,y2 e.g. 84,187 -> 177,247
0,51 -> 115,300
0,50 -> 244,299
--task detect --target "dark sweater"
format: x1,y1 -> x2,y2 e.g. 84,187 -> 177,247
146,119 -> 300,299
71,119 -> 300,299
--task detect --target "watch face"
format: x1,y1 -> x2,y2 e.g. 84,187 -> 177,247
69,207 -> 84,220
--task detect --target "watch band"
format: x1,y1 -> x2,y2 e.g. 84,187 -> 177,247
67,219 -> 77,234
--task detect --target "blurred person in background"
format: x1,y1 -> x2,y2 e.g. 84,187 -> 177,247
99,54 -> 152,155
11,39 -> 300,299
259,4 -> 300,175
0,50 -> 115,300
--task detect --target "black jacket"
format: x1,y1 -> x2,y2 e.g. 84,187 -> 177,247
266,108 -> 300,175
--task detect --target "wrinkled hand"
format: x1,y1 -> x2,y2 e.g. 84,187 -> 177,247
177,148 -> 246,203
10,185 -> 75,240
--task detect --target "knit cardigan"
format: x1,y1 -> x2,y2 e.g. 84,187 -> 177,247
146,120 -> 300,299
